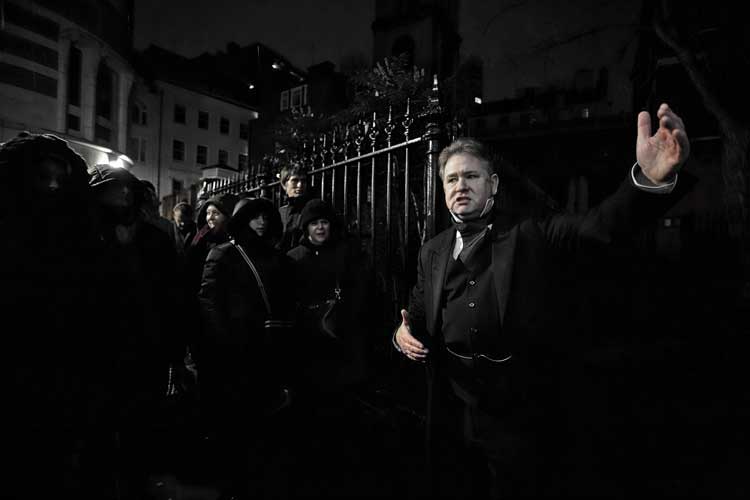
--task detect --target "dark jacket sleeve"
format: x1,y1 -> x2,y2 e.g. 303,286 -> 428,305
540,172 -> 694,253
407,244 -> 428,340
198,246 -> 230,345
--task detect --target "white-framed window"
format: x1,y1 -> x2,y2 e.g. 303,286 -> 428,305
130,104 -> 147,125
218,149 -> 228,165
238,153 -> 248,171
174,104 -> 186,124
198,111 -> 209,129
173,139 -> 185,161
280,90 -> 289,111
290,84 -> 308,109
196,145 -> 208,165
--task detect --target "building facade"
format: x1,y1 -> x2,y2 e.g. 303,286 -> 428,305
0,0 -> 136,168
129,45 -> 258,202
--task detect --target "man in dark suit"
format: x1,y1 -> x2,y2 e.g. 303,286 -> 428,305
393,103 -> 691,498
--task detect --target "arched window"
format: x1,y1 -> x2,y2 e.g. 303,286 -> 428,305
67,45 -> 82,107
95,61 -> 114,121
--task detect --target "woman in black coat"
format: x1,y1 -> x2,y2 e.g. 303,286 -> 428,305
287,199 -> 368,393
198,196 -> 293,498
286,199 -> 371,494
186,193 -> 239,296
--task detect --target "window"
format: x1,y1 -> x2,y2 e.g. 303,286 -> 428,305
174,104 -> 186,124
196,145 -> 208,165
238,153 -> 248,171
95,124 -> 111,142
198,111 -> 209,129
172,140 -> 185,161
138,138 -> 147,162
239,122 -> 249,140
172,178 -> 183,194
66,114 -> 80,131
67,45 -> 81,106
95,63 -> 114,120
280,90 -> 289,111
131,104 -> 147,126
220,117 -> 230,135
130,137 -> 147,163
0,61 -> 57,97
290,84 -> 308,109
3,2 -> 59,41
0,31 -> 58,69
218,149 -> 228,165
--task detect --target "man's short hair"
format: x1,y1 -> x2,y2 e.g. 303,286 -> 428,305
438,138 -> 495,181
173,201 -> 193,216
279,163 -> 307,186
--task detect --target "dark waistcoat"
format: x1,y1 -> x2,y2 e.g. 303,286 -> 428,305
440,235 -> 515,411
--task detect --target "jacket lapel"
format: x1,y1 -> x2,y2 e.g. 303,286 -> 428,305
491,224 -> 518,326
427,232 -> 453,336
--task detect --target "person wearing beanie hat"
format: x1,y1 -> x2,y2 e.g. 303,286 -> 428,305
197,196 -> 294,499
286,199 -> 370,493
185,193 -> 240,296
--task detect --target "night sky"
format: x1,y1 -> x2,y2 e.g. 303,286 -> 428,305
134,0 -> 374,71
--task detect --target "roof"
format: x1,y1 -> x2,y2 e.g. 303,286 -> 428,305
135,45 -> 259,112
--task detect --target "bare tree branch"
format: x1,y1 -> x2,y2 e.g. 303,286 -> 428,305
652,0 -> 736,130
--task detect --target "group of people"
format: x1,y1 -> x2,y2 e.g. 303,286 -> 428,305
2,133 -> 369,499
4,100 -> 692,499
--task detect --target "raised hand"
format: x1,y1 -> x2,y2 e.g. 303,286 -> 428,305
636,103 -> 690,184
395,309 -> 428,362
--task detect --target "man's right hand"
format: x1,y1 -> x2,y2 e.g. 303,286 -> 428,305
396,309 -> 429,362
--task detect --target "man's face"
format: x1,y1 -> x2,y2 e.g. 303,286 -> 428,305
173,210 -> 189,229
442,153 -> 498,220
284,175 -> 306,198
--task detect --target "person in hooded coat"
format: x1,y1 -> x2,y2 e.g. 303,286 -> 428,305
186,193 -> 239,297
0,132 -> 111,499
198,196 -> 294,499
285,198 -> 373,495
89,164 -> 188,498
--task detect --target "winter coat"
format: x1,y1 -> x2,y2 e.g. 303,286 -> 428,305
198,229 -> 293,424
287,236 -> 369,391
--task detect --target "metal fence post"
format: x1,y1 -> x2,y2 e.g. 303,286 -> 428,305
421,75 -> 443,242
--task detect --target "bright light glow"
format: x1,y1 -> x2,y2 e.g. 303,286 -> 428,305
95,152 -> 109,166
248,83 -> 255,90
109,158 -> 124,169
474,97 -> 482,104
272,62 -> 281,70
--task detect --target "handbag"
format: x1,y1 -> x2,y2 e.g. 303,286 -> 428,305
304,283 -> 342,340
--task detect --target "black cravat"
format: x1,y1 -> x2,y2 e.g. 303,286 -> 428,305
453,211 -> 494,263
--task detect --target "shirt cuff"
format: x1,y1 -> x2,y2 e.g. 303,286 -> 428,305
631,162 -> 677,194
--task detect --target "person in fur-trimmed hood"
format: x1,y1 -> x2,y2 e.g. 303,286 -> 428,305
198,196 -> 294,499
